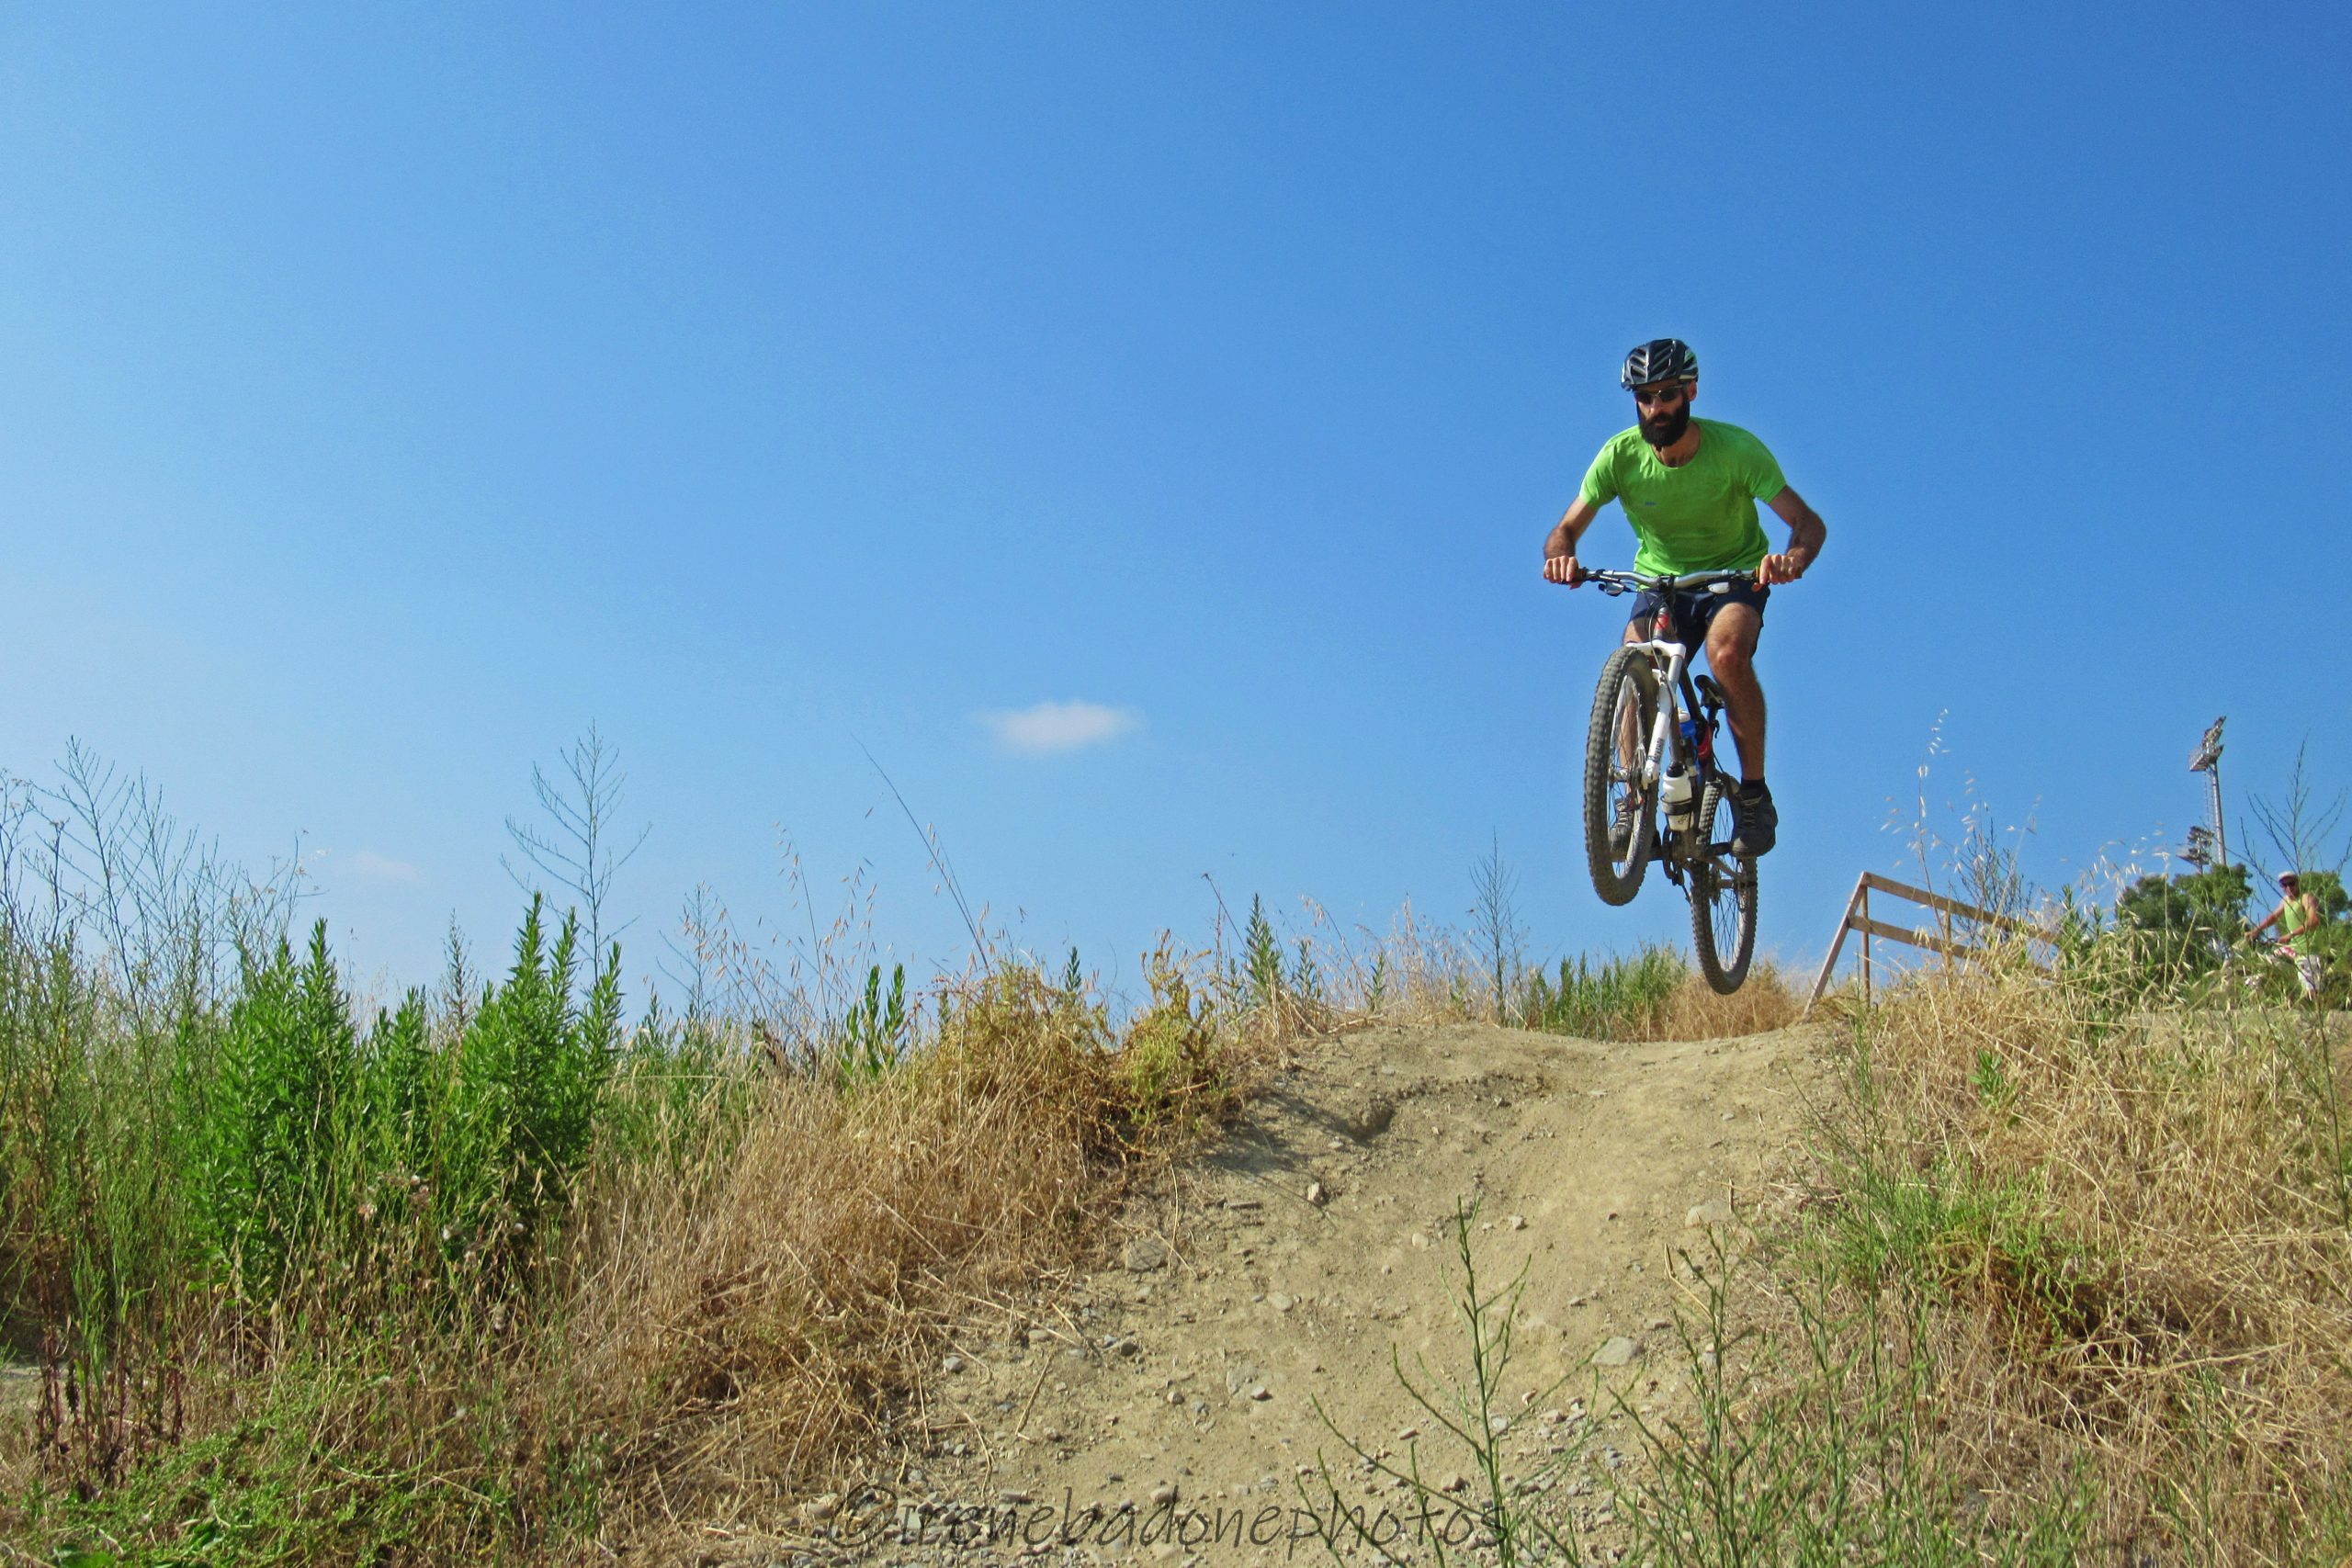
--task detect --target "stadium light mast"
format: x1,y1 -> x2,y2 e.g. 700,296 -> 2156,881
2188,716 -> 2228,871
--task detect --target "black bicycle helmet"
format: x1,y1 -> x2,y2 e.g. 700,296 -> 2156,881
1621,338 -> 1698,389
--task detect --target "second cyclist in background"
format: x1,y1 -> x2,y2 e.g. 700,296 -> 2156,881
1543,338 -> 1827,856
2249,871 -> 2325,998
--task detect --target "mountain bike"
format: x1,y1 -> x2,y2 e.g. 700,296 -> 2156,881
2222,933 -> 2324,1002
1577,568 -> 1758,994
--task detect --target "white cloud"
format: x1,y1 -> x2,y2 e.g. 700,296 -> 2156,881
349,850 -> 424,884
979,700 -> 1142,756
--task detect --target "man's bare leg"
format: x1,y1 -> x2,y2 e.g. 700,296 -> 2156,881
1703,604 -> 1766,782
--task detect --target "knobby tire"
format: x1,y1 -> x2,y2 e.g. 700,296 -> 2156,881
1690,778 -> 1758,993
1582,647 -> 1657,908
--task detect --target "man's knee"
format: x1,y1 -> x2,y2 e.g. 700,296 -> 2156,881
1706,606 -> 1762,682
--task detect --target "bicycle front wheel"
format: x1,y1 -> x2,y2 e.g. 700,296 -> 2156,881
1690,779 -> 1758,993
1582,646 -> 1657,907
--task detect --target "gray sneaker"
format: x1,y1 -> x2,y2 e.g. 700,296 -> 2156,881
1610,795 -> 1642,857
1731,789 -> 1777,857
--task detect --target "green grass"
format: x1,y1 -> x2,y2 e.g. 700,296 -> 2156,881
1521,944 -> 1686,1039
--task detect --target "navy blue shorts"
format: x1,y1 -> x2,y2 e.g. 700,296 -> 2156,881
1626,578 -> 1769,650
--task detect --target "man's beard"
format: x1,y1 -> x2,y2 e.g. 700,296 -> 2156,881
1639,398 -> 1691,447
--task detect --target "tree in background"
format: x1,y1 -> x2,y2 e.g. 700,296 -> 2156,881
2117,864 -> 2254,978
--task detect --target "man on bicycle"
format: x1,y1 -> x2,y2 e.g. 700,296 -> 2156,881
2249,871 -> 2325,998
1543,338 -> 1826,855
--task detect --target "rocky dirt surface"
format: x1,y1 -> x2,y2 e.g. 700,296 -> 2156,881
786,1018 -> 1833,1566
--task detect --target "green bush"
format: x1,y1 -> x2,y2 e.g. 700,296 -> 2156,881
181,900 -> 625,1303
193,925 -> 354,1302
432,897 -> 623,1276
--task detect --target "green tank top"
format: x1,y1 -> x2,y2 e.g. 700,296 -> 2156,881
2280,893 -> 2318,954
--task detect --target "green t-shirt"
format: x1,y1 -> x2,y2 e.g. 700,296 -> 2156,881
1577,419 -> 1787,577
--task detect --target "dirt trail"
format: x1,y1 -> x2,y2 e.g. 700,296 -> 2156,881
800,1018 -> 1834,1566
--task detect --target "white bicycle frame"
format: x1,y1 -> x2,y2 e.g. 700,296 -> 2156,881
1599,570 -> 1745,795
1625,638 -> 1690,792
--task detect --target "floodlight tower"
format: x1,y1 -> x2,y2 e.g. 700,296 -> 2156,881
2188,716 -> 2227,870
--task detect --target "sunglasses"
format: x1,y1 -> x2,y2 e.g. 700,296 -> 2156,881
1632,383 -> 1690,407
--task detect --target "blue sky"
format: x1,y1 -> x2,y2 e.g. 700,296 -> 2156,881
3,2 -> 2346,1004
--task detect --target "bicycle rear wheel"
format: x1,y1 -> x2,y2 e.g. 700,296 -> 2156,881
1690,779 -> 1758,992
1582,647 -> 1657,907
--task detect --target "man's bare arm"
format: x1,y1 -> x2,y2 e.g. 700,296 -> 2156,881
1759,486 -> 1826,586
1543,496 -> 1604,585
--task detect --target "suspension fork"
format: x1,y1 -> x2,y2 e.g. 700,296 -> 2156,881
1620,639 -> 1690,786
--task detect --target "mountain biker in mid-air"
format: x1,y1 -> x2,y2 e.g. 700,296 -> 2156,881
1543,338 -> 1827,857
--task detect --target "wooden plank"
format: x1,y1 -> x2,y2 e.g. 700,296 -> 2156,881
1860,884 -> 1872,1003
1859,872 -> 2059,944
1852,915 -> 1983,962
1803,873 -> 1870,1015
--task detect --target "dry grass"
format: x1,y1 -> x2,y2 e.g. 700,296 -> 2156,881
560,960 -> 1251,1560
1656,968 -> 1801,1040
1800,947 -> 2352,1561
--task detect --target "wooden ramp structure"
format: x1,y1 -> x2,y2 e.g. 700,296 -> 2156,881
1804,871 -> 2062,1016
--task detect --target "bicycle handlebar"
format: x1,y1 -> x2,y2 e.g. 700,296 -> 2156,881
1577,568 -> 1757,599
